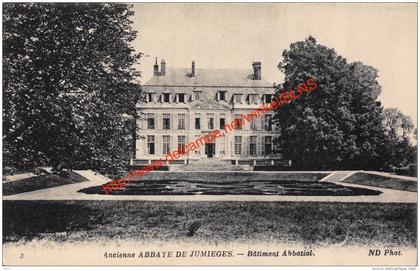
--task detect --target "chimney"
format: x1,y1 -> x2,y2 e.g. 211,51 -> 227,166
191,61 -> 195,77
160,59 -> 166,76
252,61 -> 261,80
153,57 -> 159,76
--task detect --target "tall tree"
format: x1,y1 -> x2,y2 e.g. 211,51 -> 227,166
274,36 -> 388,170
383,108 -> 414,140
382,108 -> 416,169
3,3 -> 142,175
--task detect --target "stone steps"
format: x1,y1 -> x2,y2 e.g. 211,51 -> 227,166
170,159 -> 252,171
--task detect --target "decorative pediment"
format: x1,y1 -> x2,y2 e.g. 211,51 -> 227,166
189,99 -> 232,110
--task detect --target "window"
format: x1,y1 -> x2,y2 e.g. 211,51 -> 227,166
193,91 -> 201,101
162,135 -> 170,154
265,136 -> 272,155
235,114 -> 242,130
147,113 -> 155,129
195,118 -> 201,129
250,118 -> 257,130
195,114 -> 201,129
146,93 -> 156,103
218,91 -> 226,101
207,114 -> 214,130
178,114 -> 185,130
249,94 -> 259,104
264,115 -> 272,131
178,136 -> 186,154
178,93 -> 185,103
233,94 -> 243,104
250,136 -> 257,156
234,136 -> 242,155
263,94 -> 273,103
162,93 -> 171,103
163,113 -> 171,130
219,118 -> 225,129
147,135 -> 155,155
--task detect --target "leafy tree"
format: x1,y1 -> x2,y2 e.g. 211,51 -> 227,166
274,36 -> 389,170
382,108 -> 416,170
3,3 -> 142,176
383,108 -> 414,140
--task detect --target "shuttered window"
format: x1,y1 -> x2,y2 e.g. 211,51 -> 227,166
163,114 -> 171,130
264,115 -> 272,131
234,136 -> 242,155
147,135 -> 155,155
265,136 -> 272,155
250,136 -> 257,156
162,135 -> 170,154
147,113 -> 155,129
178,136 -> 186,154
178,114 -> 185,130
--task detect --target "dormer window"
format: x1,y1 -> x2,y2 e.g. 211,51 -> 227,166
263,94 -> 274,103
248,94 -> 259,104
162,93 -> 171,103
233,94 -> 243,104
146,93 -> 156,103
217,91 -> 227,101
177,93 -> 186,103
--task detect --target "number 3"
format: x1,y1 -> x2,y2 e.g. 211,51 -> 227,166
19,253 -> 23,259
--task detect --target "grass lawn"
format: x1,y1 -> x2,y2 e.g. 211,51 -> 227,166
343,172 -> 417,192
3,201 -> 416,247
3,174 -> 87,195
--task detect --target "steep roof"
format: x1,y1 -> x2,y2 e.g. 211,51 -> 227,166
144,68 -> 273,88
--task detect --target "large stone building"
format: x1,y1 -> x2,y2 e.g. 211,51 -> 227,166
133,59 -> 282,166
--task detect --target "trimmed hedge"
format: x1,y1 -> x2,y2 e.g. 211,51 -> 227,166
254,165 -> 292,171
127,165 -> 169,171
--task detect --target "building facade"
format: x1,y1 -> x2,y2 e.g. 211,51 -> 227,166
134,59 -> 281,165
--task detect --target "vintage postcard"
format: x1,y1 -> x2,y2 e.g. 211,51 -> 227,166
2,2 -> 418,266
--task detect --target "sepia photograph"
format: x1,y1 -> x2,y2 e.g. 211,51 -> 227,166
2,2 -> 418,266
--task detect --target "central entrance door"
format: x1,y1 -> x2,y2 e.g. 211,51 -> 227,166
205,143 -> 215,158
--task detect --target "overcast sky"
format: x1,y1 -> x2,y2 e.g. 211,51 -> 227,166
132,3 -> 417,125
